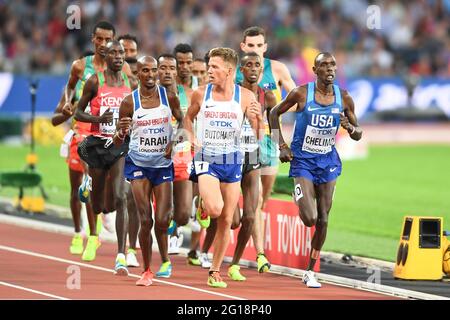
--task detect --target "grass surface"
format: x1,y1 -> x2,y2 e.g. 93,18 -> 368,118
1,143 -> 449,261
276,145 -> 450,261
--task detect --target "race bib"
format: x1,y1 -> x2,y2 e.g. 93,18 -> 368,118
99,106 -> 119,136
302,125 -> 337,154
194,161 -> 209,174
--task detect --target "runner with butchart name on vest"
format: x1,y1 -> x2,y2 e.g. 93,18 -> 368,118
184,47 -> 264,288
114,56 -> 183,286
269,52 -> 362,288
74,41 -> 137,276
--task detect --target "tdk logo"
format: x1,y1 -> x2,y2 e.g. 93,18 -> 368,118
209,120 -> 232,127
143,127 -> 165,134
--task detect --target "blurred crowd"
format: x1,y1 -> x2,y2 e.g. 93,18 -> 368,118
0,0 -> 449,81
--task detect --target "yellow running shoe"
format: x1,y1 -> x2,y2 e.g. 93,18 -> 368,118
155,261 -> 172,278
228,264 -> 246,281
196,196 -> 210,229
81,235 -> 99,261
207,271 -> 227,288
256,253 -> 271,273
187,256 -> 201,266
69,234 -> 83,255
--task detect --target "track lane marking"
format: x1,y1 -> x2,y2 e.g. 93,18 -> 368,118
0,244 -> 246,300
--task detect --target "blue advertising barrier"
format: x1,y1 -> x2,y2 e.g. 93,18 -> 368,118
0,73 -> 449,119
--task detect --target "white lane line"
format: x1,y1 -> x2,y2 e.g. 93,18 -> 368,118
0,281 -> 69,300
0,245 -> 246,300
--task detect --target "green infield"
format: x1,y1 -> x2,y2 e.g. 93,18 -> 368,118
0,143 -> 449,262
275,144 -> 450,261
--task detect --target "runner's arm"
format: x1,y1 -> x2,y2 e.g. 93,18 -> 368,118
273,60 -> 296,93
183,89 -> 202,145
168,92 -> 183,129
74,75 -> 112,124
269,86 -> 305,146
114,95 -> 133,146
64,59 -> 83,111
264,90 -> 277,132
340,90 -> 362,141
242,89 -> 264,140
51,92 -> 72,126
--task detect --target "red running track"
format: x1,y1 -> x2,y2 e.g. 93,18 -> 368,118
0,222 -> 400,300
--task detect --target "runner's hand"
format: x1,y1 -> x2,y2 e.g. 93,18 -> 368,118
99,108 -> 113,123
118,117 -> 132,135
340,112 -> 353,133
62,102 -> 74,116
248,101 -> 263,121
279,145 -> 293,163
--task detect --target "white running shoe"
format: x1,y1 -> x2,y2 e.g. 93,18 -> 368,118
168,235 -> 180,255
302,270 -> 322,288
199,252 -> 212,269
114,253 -> 129,276
126,249 -> 140,267
101,212 -> 115,233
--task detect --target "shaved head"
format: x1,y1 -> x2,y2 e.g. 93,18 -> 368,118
314,52 -> 335,67
137,56 -> 157,70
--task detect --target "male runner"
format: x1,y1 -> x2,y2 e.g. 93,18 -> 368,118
74,41 -> 135,275
119,33 -> 140,268
57,21 -> 121,256
51,52 -> 96,256
169,44 -> 200,255
184,47 -> 264,288
237,26 -> 296,271
115,56 -> 183,286
228,52 -> 276,281
269,52 -> 362,288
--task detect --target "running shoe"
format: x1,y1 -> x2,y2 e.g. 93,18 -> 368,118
114,253 -> 129,276
69,234 -> 83,255
78,174 -> 92,203
187,256 -> 201,266
81,235 -> 99,261
155,261 -> 172,278
196,196 -> 210,228
168,229 -> 184,255
207,271 -> 227,288
168,219 -> 176,235
199,252 -> 212,269
302,270 -> 322,288
256,253 -> 271,273
136,269 -> 153,286
228,264 -> 246,281
126,248 -> 140,267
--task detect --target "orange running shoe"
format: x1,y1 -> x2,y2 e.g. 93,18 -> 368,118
136,269 -> 153,286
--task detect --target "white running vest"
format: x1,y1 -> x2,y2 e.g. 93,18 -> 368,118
196,84 -> 244,156
128,86 -> 173,168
